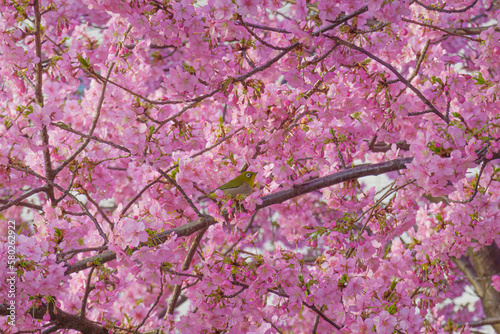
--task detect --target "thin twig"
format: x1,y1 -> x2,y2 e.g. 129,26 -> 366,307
162,267 -> 203,279
157,169 -> 202,217
84,192 -> 115,229
0,199 -> 43,211
304,303 -> 342,330
121,177 -> 162,215
450,161 -> 488,204
8,164 -> 108,244
223,209 -> 259,256
235,21 -> 291,33
408,109 -> 434,116
133,273 -> 164,334
462,317 -> 500,328
51,122 -> 131,153
54,168 -> 78,205
407,40 -> 431,84
242,50 -> 256,69
34,0 -> 55,202
222,286 -> 246,298
166,227 -> 208,315
263,318 -> 284,334
56,246 -> 108,262
326,35 -> 448,123
402,18 -> 481,42
80,267 -> 95,319
0,187 -> 47,212
239,19 -> 290,50
53,25 -> 133,175
412,0 -> 478,13
230,279 -> 343,330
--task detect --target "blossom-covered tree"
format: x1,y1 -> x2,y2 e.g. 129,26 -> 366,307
2,0 -> 500,333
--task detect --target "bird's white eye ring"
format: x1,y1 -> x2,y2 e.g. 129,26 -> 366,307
246,173 -> 251,177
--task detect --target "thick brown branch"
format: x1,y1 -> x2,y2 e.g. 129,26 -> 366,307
257,157 -> 413,209
451,256 -> 483,297
466,317 -> 500,328
64,215 -> 217,275
0,302 -> 108,334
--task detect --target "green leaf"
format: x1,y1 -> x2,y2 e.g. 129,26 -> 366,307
76,53 -> 90,68
474,72 -> 485,85
183,63 -> 196,75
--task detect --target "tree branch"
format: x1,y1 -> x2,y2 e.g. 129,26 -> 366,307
33,0 -> 55,202
239,19 -> 290,51
466,317 -> 500,328
80,267 -> 95,319
452,256 -> 484,297
166,227 -> 208,315
51,122 -> 131,153
257,157 -> 413,209
326,35 -> 448,123
8,164 -> 108,243
0,186 -> 47,212
0,301 -> 108,334
412,0 -> 479,13
402,18 -> 481,42
157,169 -> 202,217
52,25 -> 133,175
64,215 -> 217,275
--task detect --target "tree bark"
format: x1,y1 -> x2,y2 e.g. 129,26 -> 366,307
468,243 -> 500,333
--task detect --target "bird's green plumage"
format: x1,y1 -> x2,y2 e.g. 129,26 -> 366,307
202,171 -> 257,199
